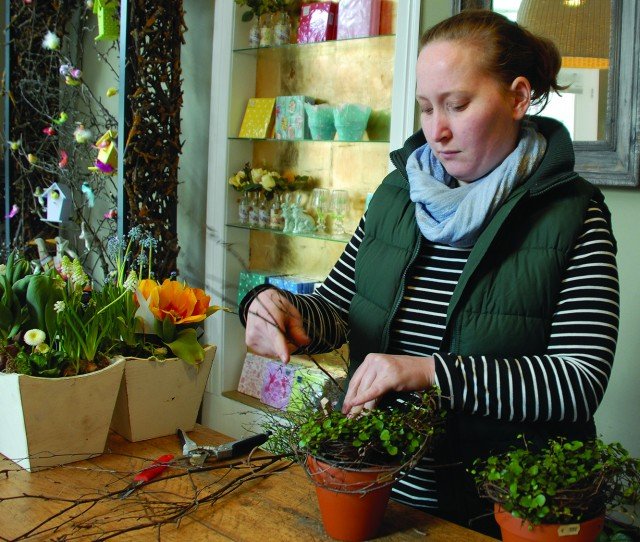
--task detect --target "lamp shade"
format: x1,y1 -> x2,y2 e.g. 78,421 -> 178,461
517,0 -> 611,68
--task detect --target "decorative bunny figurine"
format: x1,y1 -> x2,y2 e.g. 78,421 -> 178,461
292,204 -> 316,234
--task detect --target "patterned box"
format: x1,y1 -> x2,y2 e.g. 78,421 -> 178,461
297,2 -> 338,44
261,360 -> 297,410
275,96 -> 314,140
337,0 -> 381,40
238,353 -> 270,399
237,270 -> 286,307
238,97 -> 276,139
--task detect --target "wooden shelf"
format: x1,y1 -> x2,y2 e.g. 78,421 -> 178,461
233,34 -> 396,54
227,222 -> 351,243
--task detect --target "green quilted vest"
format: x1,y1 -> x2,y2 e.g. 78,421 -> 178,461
349,117 -> 605,370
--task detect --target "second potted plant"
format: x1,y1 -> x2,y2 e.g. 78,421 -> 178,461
471,436 -> 640,542
263,387 -> 445,542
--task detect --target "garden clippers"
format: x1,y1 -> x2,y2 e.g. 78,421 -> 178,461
176,429 -> 270,467
118,453 -> 174,499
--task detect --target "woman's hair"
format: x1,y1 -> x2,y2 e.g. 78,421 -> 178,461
420,10 -> 564,110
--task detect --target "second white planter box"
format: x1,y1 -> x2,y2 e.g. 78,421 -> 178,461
110,345 -> 216,442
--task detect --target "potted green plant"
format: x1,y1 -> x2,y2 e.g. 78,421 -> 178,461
262,386 -> 445,542
0,250 -> 127,471
471,437 -> 640,542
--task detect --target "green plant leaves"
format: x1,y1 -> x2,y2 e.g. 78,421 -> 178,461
472,437 -> 640,526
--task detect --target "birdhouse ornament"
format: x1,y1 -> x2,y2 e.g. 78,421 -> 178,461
91,129 -> 118,174
41,182 -> 73,223
93,0 -> 120,42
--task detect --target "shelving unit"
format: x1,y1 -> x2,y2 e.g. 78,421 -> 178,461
203,1 -> 423,438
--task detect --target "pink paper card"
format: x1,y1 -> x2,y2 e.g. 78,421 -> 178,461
238,353 -> 269,399
261,360 -> 297,410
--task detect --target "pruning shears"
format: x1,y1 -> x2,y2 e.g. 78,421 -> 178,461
176,429 -> 270,467
118,453 -> 174,499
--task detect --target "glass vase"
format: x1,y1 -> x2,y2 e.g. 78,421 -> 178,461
238,193 -> 251,225
248,192 -> 260,227
258,194 -> 270,228
273,12 -> 291,46
248,18 -> 260,48
259,13 -> 274,48
270,193 -> 284,230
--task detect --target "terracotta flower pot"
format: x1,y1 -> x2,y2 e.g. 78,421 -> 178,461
494,504 -> 605,542
306,455 -> 395,542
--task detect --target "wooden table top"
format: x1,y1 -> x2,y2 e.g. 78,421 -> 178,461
0,425 -> 497,541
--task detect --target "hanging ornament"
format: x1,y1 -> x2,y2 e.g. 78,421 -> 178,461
8,139 -> 21,150
42,31 -> 61,50
52,112 -> 69,125
74,124 -> 92,144
58,150 -> 69,168
42,126 -> 56,136
34,186 -> 45,207
5,204 -> 19,219
81,182 -> 96,207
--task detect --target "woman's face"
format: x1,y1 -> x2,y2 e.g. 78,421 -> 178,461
416,40 -> 528,183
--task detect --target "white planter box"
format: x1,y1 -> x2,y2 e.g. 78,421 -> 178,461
110,345 -> 216,442
0,359 -> 125,471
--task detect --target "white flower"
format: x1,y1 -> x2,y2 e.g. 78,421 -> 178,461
24,329 -> 46,347
54,300 -> 66,313
42,31 -> 61,51
0,264 -> 6,275
124,270 -> 138,292
35,343 -> 50,354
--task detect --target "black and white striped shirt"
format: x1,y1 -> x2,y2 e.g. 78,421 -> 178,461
267,200 -> 619,510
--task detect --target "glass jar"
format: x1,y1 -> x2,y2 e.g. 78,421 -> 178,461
248,17 -> 260,48
273,12 -> 291,46
269,193 -> 284,230
259,13 -> 274,48
248,192 -> 260,227
238,193 -> 251,225
258,194 -> 270,228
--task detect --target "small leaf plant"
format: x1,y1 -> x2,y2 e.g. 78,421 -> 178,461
471,436 -> 640,528
264,386 -> 446,469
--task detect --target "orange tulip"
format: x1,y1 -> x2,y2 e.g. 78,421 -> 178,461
153,279 -> 209,325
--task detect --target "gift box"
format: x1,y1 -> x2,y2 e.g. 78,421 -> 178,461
237,270 -> 287,307
275,96 -> 315,140
238,97 -> 276,139
238,353 -> 270,399
269,274 -> 320,294
261,360 -> 297,410
337,0 -> 381,40
297,2 -> 338,44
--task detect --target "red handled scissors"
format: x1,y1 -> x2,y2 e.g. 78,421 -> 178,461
119,454 -> 174,499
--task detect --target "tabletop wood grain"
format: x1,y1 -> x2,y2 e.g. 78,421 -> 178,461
0,425 -> 497,541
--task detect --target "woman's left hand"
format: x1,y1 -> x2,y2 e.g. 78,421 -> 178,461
341,353 -> 436,416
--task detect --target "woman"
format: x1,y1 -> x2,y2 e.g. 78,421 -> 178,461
242,10 -> 618,536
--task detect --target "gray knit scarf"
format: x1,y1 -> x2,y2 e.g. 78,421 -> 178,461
406,120 -> 547,248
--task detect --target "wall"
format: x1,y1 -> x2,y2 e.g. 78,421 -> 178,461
595,189 -> 640,457
178,0 -> 214,289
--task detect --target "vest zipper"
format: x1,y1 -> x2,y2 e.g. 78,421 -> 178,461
380,148 -> 420,352
381,232 -> 422,353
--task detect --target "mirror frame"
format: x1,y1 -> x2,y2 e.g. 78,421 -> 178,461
453,0 -> 639,187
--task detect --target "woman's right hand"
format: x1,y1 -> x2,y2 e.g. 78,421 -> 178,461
245,289 -> 310,364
